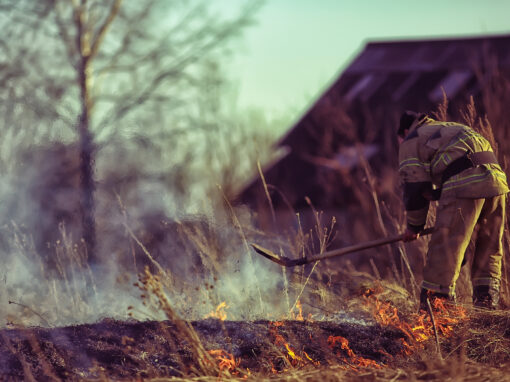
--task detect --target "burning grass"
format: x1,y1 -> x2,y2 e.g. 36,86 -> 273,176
2,273 -> 510,380
362,284 -> 468,355
2,93 -> 510,380
2,200 -> 510,380
2,214 -> 510,381
0,316 -> 405,379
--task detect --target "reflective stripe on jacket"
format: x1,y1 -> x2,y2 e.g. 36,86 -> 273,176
398,118 -> 509,230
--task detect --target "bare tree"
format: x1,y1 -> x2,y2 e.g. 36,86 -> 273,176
0,0 -> 262,263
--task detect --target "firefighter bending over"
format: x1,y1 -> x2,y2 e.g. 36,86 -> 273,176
397,111 -> 508,310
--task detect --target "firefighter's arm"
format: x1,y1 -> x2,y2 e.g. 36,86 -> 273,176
399,139 -> 432,234
403,181 -> 430,233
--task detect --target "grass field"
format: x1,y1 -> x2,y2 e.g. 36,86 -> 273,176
2,89 -> 510,380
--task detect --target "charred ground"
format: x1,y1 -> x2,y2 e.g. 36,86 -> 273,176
1,308 -> 510,381
0,318 -> 406,380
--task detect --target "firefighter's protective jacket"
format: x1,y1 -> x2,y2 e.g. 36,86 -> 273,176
398,117 -> 509,232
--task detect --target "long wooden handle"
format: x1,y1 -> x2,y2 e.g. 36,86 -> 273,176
293,227 -> 435,266
251,227 -> 435,267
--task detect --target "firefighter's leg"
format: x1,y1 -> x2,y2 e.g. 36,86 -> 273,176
422,197 -> 484,299
471,194 -> 505,309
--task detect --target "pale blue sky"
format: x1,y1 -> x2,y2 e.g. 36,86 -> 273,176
224,0 -> 510,118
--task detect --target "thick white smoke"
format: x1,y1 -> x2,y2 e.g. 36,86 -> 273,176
0,141 -> 300,328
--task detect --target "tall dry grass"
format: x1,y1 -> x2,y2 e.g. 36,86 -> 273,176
1,49 -> 510,382
2,156 -> 510,380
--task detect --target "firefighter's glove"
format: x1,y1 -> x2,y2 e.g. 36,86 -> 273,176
402,227 -> 419,242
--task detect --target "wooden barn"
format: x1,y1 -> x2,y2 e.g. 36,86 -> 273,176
236,34 -> 510,236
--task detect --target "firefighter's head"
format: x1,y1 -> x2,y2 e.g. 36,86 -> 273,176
397,110 -> 426,142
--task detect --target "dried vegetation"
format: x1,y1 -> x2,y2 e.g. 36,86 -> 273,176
2,53 -> 510,382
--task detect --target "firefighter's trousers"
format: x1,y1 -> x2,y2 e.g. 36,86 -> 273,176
422,194 -> 506,297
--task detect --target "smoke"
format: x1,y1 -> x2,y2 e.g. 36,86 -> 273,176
0,139 -> 301,328
0,215 -> 293,327
0,246 -> 142,327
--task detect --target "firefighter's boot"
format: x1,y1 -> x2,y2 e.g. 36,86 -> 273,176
473,285 -> 500,310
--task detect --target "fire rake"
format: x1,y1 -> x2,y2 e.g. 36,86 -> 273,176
251,227 -> 435,267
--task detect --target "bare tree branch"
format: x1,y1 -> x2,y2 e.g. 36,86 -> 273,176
96,1 -> 261,129
54,1 -> 79,69
89,0 -> 123,61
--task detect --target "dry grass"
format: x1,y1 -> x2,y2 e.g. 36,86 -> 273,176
1,60 -> 510,382
144,360 -> 510,382
2,199 -> 510,380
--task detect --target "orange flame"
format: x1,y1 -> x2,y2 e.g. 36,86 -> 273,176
327,335 -> 383,370
268,321 -> 319,372
205,301 -> 228,321
362,287 -> 468,354
289,300 -> 304,321
207,349 -> 239,373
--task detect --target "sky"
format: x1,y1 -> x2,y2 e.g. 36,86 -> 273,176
223,0 -> 510,120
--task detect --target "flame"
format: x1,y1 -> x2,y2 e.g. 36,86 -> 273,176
362,287 -> 468,354
289,300 -> 304,321
268,321 -> 319,372
284,343 -> 297,359
327,335 -> 383,370
303,351 -> 314,362
428,296 -> 467,336
207,349 -> 239,373
269,298 -> 383,372
204,301 -> 228,321
268,321 -> 286,346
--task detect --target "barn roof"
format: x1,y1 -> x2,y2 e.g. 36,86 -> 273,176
278,34 -> 510,148
347,35 -> 510,72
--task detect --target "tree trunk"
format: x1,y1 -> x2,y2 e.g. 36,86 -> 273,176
75,1 -> 97,264
78,110 -> 96,264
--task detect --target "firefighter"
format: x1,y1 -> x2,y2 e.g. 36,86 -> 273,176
397,111 -> 508,310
